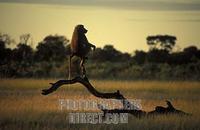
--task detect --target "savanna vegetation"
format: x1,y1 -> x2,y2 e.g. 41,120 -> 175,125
1,33 -> 200,80
0,79 -> 200,129
1,33 -> 200,129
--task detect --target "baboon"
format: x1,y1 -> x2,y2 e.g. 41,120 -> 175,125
69,24 -> 95,79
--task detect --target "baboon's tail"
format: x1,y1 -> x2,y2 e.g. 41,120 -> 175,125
68,55 -> 71,80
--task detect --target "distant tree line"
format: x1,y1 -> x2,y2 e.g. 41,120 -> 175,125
0,33 -> 200,80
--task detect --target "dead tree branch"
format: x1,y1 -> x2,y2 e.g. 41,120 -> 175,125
41,76 -> 191,117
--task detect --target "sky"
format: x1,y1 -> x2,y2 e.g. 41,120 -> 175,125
0,0 -> 200,53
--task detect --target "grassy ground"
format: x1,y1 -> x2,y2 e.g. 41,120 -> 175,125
0,79 -> 200,130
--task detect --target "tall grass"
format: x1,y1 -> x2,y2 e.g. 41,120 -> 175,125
0,79 -> 200,129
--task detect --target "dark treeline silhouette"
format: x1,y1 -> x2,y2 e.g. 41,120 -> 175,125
0,33 -> 200,80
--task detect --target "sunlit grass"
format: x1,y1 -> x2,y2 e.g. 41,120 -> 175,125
0,79 -> 200,129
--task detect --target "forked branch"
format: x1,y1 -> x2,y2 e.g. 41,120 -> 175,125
42,76 -> 123,99
41,76 -> 191,117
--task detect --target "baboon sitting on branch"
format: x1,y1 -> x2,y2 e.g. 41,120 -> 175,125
69,24 -> 96,79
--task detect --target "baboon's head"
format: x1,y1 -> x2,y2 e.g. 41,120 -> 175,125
75,24 -> 88,34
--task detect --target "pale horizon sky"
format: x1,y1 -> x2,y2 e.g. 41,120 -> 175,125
0,1 -> 200,53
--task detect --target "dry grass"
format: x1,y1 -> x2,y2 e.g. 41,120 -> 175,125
0,79 -> 200,130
